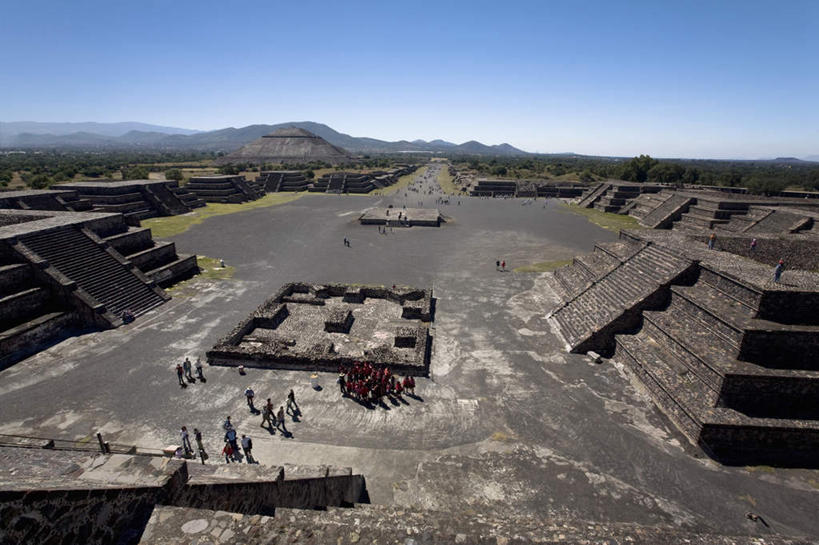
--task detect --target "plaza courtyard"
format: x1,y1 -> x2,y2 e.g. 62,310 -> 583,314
1,169 -> 818,541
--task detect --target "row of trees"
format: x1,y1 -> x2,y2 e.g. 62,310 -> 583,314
456,154 -> 819,195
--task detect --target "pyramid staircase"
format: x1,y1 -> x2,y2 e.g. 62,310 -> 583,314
17,227 -> 167,319
613,264 -> 819,465
168,183 -> 206,209
186,176 -> 262,203
548,240 -> 696,354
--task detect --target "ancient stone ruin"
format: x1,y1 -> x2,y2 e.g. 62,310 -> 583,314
260,165 -> 418,194
0,208 -> 197,369
0,446 -> 365,545
58,179 -> 205,224
208,283 -> 434,376
468,178 -> 587,198
359,207 -> 443,227
185,175 -> 265,203
216,127 -> 353,165
547,228 -> 819,466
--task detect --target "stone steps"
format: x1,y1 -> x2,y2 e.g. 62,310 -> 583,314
576,182 -> 610,208
19,227 -> 166,317
551,243 -> 693,352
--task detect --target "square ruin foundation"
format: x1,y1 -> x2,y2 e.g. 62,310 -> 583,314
207,283 -> 434,376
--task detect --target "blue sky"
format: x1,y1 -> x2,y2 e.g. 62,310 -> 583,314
1,0 -> 817,158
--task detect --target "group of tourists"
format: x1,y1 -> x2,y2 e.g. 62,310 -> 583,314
221,416 -> 255,464
175,356 -> 205,387
337,362 -> 416,405
255,389 -> 299,435
496,259 -> 506,271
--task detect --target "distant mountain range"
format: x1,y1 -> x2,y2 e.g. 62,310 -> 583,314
0,121 -> 529,156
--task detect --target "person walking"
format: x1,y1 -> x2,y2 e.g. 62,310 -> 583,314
286,389 -> 298,415
261,403 -> 273,432
223,416 -> 233,431
183,357 -> 193,381
708,232 -> 716,250
195,357 -> 204,380
245,387 -> 255,411
750,238 -> 757,252
501,260 -> 506,271
225,427 -> 239,453
495,259 -> 500,271
194,428 -> 206,460
222,441 -> 233,463
241,434 -> 254,463
175,364 -> 185,387
180,426 -> 192,455
774,259 -> 784,283
277,406 -> 287,433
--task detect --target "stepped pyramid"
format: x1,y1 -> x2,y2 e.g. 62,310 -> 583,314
216,127 -> 353,165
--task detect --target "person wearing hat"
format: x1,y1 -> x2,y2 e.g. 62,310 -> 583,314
774,259 -> 784,283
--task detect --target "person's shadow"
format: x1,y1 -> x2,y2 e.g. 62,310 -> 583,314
179,382 -> 187,389
407,393 -> 424,402
397,396 -> 410,406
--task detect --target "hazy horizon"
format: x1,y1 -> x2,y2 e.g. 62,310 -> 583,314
1,1 -> 817,159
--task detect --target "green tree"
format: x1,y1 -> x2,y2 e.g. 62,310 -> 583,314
165,168 -> 184,181
28,173 -> 53,189
579,170 -> 595,183
647,162 -> 684,185
121,166 -> 150,180
620,154 -> 658,183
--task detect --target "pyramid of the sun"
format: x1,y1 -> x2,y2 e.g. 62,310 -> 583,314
216,127 -> 353,165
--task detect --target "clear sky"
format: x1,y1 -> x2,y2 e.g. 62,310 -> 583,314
1,0 -> 817,159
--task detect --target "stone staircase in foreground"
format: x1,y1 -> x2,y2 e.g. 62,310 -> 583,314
141,503 -> 805,545
17,226 -> 168,319
548,240 -> 696,354
613,265 -> 819,465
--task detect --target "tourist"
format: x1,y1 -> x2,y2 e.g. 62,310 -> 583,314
707,232 -> 716,250
501,260 -> 506,271
223,416 -> 233,431
496,259 -> 500,271
245,387 -> 255,411
337,372 -> 346,394
222,441 -> 233,463
241,434 -> 254,463
225,427 -> 239,453
261,404 -> 273,431
286,389 -> 299,415
195,357 -> 204,380
175,364 -> 185,387
774,259 -> 784,283
180,426 -> 192,455
277,406 -> 287,433
194,428 -> 206,458
183,357 -> 193,381
750,238 -> 757,252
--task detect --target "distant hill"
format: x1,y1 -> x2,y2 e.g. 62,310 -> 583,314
0,120 -> 530,156
0,121 -> 198,146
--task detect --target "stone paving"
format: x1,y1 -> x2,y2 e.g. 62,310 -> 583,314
1,170 -> 818,541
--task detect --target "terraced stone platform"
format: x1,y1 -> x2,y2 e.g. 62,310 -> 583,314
0,208 -> 196,368
359,207 -> 443,227
59,179 -> 201,224
550,228 -> 819,465
208,283 -> 433,376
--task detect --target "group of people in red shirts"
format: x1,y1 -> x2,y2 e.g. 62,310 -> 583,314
338,362 -> 416,404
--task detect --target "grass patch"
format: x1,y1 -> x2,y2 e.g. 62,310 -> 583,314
513,259 -> 573,273
371,166 -> 428,196
143,192 -> 303,238
166,256 -> 236,297
559,203 -> 643,232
